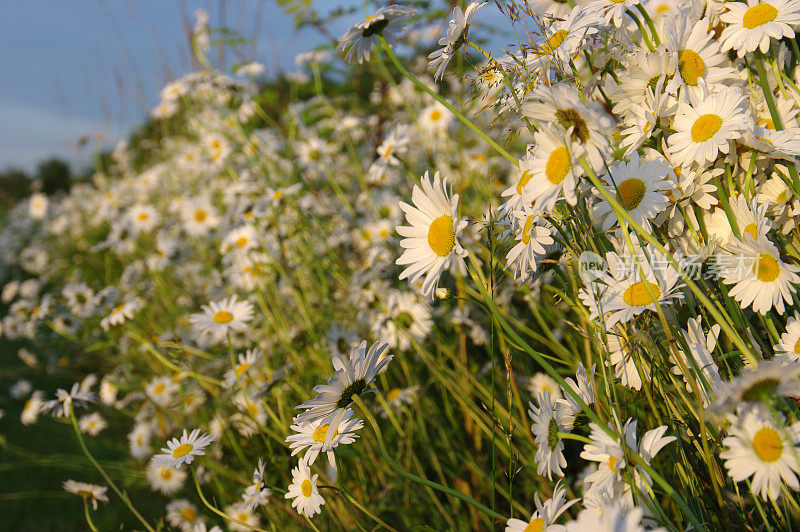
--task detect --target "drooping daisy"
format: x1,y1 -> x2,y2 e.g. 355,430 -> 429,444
225,502 -> 261,532
428,1 -> 486,81
242,458 -> 271,511
668,86 -> 750,167
719,234 -> 800,314
671,316 -> 723,405
720,0 -> 800,57
188,295 -> 254,341
146,462 -> 187,495
286,407 -> 364,468
505,480 -> 578,532
395,171 -> 468,298
529,392 -> 571,479
775,312 -> 800,361
721,405 -> 800,500
593,151 -> 675,231
284,457 -> 325,518
712,359 -> 800,412
63,480 -> 109,510
522,128 -> 583,211
505,208 -> 555,283
376,124 -> 411,166
527,4 -> 603,71
337,5 -> 416,64
100,297 -> 142,331
152,428 -> 215,470
40,382 -> 96,417
381,385 -> 420,418
223,349 -> 263,390
295,340 -> 392,445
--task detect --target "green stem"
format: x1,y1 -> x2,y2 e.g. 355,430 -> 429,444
377,35 -> 517,165
69,412 -> 156,532
351,395 -> 507,522
191,468 -> 269,532
557,432 -> 591,444
83,498 -> 99,532
320,485 -> 398,531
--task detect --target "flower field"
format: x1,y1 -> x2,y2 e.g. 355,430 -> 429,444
3,1 -> 800,530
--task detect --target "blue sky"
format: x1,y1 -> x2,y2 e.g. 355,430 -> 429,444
0,1 -> 509,172
0,1 -> 355,171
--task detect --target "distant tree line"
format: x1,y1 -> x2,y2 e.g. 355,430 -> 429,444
0,158 -> 81,208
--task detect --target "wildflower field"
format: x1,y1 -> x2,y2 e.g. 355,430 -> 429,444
4,0 -> 800,530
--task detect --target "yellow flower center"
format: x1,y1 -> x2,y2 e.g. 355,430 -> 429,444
691,114 -> 723,143
545,146 -> 571,185
236,363 -> 251,376
743,222 -> 758,240
387,388 -> 402,402
616,178 -> 647,210
172,443 -> 194,458
521,215 -> 535,245
428,215 -> 455,256
236,236 -> 248,248
213,310 -> 233,324
608,455 -> 621,471
678,49 -> 705,86
429,110 -> 442,122
194,210 -> 207,222
383,144 -> 393,158
794,337 -> 800,353
757,118 -> 776,130
516,169 -> 534,195
752,427 -> 783,462
160,467 -> 173,480
537,29 -> 568,56
180,507 -> 197,521
153,383 -> 166,395
524,517 -> 546,532
622,281 -> 662,307
301,479 -> 313,497
755,253 -> 780,282
656,3 -> 670,13
137,212 -> 149,221
313,424 -> 332,442
743,3 -> 778,28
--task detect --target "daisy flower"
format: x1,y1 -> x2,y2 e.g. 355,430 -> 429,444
671,316 -> 723,405
418,102 -> 453,135
564,502 -> 662,532
63,480 -> 108,510
284,457 -> 325,518
373,291 -> 432,351
505,209 -> 554,283
505,480 -> 578,532
166,499 -> 204,532
720,0 -> 800,57
775,312 -> 800,361
180,197 -> 219,236
146,375 -> 179,406
78,412 -> 108,436
128,422 -> 152,459
559,362 -> 597,428
381,386 -> 420,418
529,392 -> 571,479
40,382 -> 96,417
295,340 -> 392,444
528,372 -> 563,401
126,204 -> 160,233
286,407 -> 364,468
712,359 -> 800,412
527,4 -> 603,71
667,86 -> 750,167
188,295 -> 254,341
664,16 -> 737,95
100,297 -> 143,331
593,151 -> 675,231
225,502 -> 261,532
376,124 -> 411,166
223,348 -> 263,390
151,428 -> 215,470
396,171 -> 468,298
146,463 -> 187,495
28,192 -> 48,219
721,405 -> 800,500
242,458 -> 271,511
428,1 -> 486,81
522,128 -> 583,211
221,224 -> 259,254
337,5 -> 416,64
719,234 -> 800,314
21,390 -> 44,425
